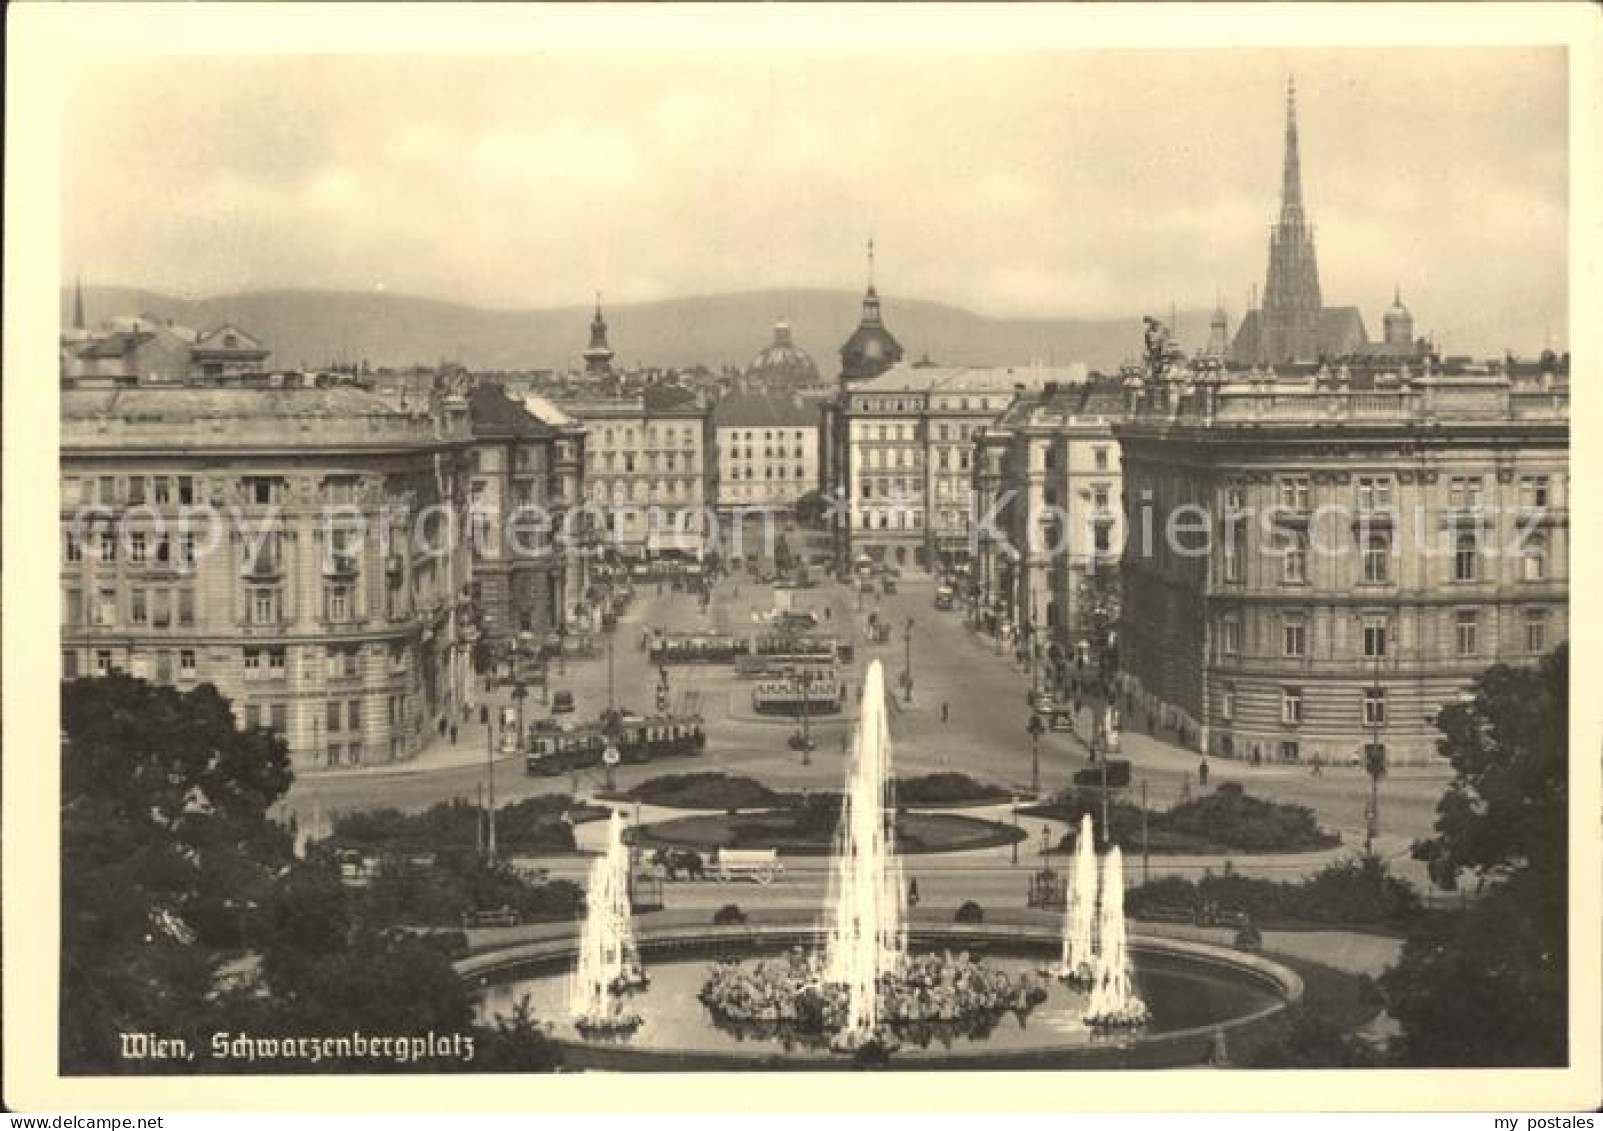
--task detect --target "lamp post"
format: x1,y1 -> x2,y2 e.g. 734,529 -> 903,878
1027,712 -> 1045,796
484,711 -> 499,859
902,617 -> 914,705
1010,801 -> 1020,866
1364,649 -> 1387,856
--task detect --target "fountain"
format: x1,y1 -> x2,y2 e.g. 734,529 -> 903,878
470,670 -> 1300,1066
1084,845 -> 1151,1029
821,660 -> 907,1048
570,810 -> 647,1035
1053,813 -> 1099,984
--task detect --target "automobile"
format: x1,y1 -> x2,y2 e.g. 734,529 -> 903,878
933,585 -> 955,610
858,579 -> 876,595
550,690 -> 576,714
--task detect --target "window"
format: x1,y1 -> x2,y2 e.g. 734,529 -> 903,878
1362,532 -> 1391,584
1519,475 -> 1551,510
327,699 -> 342,732
1221,683 -> 1236,721
1282,619 -> 1307,658
1220,617 -> 1240,657
1281,531 -> 1308,584
270,704 -> 288,733
178,589 -> 195,625
1280,740 -> 1301,763
95,589 -> 116,626
98,533 -> 117,564
95,649 -> 114,676
1454,530 -> 1479,582
65,531 -> 83,563
325,585 -> 352,623
1357,476 -> 1393,511
245,705 -> 262,730
155,651 -> 173,684
128,477 -> 146,505
244,648 -> 263,678
151,589 -> 171,627
348,700 -> 362,731
1094,447 -> 1109,472
1522,533 -> 1549,582
1362,620 -> 1388,659
1448,476 -> 1483,510
1278,476 -> 1311,511
63,650 -> 80,680
1224,485 -> 1246,512
1281,688 -> 1303,726
180,533 -> 197,568
152,477 -> 171,505
64,588 -> 83,625
128,533 -> 147,564
268,648 -> 286,677
1363,687 -> 1387,727
1455,609 -> 1479,658
1525,609 -> 1550,654
179,649 -> 196,678
1222,522 -> 1244,583
251,588 -> 279,625
177,476 -> 195,505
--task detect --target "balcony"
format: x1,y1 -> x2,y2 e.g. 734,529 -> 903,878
323,552 -> 361,578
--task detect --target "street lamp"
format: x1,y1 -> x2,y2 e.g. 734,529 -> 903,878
1027,712 -> 1045,796
902,617 -> 915,705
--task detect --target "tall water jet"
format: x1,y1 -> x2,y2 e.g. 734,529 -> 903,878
571,810 -> 647,1034
1055,814 -> 1100,982
822,659 -> 906,1045
1084,845 -> 1150,1029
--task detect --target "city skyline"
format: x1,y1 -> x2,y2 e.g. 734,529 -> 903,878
63,48 -> 1567,360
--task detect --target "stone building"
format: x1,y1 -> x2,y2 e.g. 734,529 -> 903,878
61,384 -> 478,771
464,382 -> 581,644
971,377 -> 1125,681
834,362 -> 1077,573
1115,353 -> 1569,767
710,390 -> 819,517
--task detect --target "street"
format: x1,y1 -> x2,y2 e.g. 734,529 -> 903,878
285,570 -> 1454,891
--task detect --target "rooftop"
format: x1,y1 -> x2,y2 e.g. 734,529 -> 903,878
712,390 -> 818,431
847,362 -> 1089,397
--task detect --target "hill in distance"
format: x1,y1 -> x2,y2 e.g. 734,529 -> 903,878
64,285 -> 1213,375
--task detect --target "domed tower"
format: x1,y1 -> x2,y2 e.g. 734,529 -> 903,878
582,293 -> 615,377
839,240 -> 904,383
747,319 -> 820,387
1383,285 -> 1414,351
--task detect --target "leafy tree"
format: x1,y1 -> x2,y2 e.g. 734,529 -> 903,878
60,674 -> 294,1071
1383,645 -> 1568,1066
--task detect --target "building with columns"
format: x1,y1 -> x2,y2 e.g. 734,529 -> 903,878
1115,352 -> 1569,767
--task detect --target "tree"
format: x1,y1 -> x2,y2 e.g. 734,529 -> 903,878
61,674 -> 294,1071
1383,645 -> 1568,1066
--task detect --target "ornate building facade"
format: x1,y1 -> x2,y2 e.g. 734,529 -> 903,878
61,383 -> 479,771
1116,353 -> 1570,767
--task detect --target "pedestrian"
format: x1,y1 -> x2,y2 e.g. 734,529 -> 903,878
941,701 -> 949,724
908,878 -> 921,908
438,717 -> 447,739
449,723 -> 458,745
480,704 -> 489,725
1199,757 -> 1210,787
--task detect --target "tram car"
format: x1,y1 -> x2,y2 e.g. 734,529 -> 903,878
751,676 -> 846,715
649,632 -> 749,664
752,632 -> 840,661
523,713 -> 707,776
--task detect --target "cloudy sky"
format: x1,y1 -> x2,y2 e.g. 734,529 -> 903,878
62,45 -> 1568,354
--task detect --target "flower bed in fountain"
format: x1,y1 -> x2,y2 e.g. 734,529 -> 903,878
698,946 -> 1048,1052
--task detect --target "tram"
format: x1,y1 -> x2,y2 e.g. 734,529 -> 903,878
523,713 -> 707,776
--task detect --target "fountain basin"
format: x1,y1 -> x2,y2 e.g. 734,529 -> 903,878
464,922 -> 1302,1070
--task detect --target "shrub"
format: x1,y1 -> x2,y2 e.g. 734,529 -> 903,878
896,773 -> 1009,805
626,773 -> 783,811
954,900 -> 985,924
1126,854 -> 1421,928
713,903 -> 747,926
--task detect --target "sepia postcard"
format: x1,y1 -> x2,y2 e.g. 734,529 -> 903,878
4,1 -> 1599,1115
